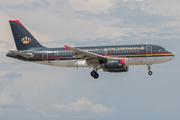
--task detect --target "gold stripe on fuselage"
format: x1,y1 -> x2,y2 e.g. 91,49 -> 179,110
107,53 -> 174,57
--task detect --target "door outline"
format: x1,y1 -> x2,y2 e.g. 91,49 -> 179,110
146,46 -> 152,56
42,50 -> 48,60
104,49 -> 108,56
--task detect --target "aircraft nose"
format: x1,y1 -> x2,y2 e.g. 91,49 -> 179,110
170,52 -> 175,60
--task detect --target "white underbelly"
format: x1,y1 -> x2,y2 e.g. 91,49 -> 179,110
127,56 -> 174,65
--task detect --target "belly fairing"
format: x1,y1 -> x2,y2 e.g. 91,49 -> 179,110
32,60 -> 89,68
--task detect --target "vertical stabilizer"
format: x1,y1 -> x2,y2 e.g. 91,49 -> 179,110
9,20 -> 44,50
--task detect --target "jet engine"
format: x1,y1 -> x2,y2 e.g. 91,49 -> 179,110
100,59 -> 129,73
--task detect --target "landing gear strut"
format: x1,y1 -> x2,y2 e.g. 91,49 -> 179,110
91,71 -> 99,79
148,64 -> 153,75
91,62 -> 99,79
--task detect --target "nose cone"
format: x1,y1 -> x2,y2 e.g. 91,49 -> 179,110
169,52 -> 175,61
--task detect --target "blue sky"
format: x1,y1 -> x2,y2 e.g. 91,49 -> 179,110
0,0 -> 180,120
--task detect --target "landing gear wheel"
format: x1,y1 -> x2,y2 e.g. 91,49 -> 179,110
94,73 -> 99,79
91,71 -> 99,79
148,71 -> 153,75
91,71 -> 96,77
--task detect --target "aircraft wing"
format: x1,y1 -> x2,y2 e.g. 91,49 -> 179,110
65,45 -> 109,65
9,50 -> 33,58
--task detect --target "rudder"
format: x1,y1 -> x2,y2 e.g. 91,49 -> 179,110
9,20 -> 44,50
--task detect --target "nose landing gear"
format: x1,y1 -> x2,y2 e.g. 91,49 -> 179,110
148,71 -> 153,75
148,64 -> 153,75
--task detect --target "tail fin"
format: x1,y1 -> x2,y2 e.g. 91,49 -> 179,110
9,20 -> 44,50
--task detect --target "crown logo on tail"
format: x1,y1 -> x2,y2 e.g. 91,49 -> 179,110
21,36 -> 31,44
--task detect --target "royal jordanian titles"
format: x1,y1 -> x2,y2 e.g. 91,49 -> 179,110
7,20 -> 175,79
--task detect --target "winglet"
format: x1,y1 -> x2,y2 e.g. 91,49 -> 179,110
64,45 -> 70,50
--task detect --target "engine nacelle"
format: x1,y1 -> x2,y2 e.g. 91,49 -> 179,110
100,59 -> 129,73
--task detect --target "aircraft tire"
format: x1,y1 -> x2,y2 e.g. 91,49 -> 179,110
91,71 -> 99,79
94,73 -> 99,79
148,71 -> 153,75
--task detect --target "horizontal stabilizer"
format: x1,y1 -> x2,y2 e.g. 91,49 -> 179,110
9,50 -> 33,58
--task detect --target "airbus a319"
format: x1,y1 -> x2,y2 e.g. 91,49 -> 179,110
6,20 -> 175,79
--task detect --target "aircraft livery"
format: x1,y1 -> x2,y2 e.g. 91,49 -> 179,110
7,20 -> 175,79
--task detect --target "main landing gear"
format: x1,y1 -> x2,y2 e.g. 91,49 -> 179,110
91,62 -> 99,79
148,64 -> 153,75
91,71 -> 99,79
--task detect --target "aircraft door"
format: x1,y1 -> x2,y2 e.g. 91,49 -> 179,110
104,49 -> 108,56
146,46 -> 152,56
42,50 -> 48,60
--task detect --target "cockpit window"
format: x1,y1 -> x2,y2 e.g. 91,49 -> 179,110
164,49 -> 168,52
159,48 -> 168,52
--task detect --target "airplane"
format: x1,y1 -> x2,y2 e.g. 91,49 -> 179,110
6,20 -> 175,79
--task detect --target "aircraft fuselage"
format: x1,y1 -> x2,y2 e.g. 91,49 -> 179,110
7,44 -> 174,68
